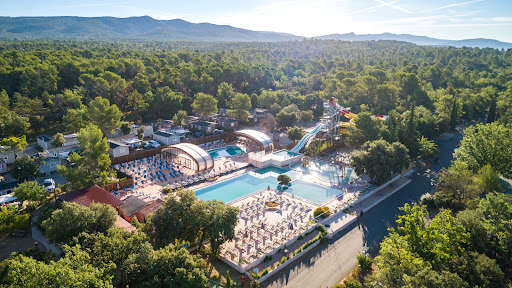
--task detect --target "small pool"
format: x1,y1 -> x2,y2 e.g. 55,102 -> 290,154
286,180 -> 342,205
290,161 -> 358,185
272,150 -> 301,159
208,145 -> 245,159
253,165 -> 289,175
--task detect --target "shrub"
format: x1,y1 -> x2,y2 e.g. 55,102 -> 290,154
313,206 -> 331,218
344,279 -> 362,288
162,187 -> 172,194
280,256 -> 288,264
356,252 -> 373,272
0,207 -> 30,237
263,255 -> 272,262
265,201 -> 278,208
420,192 -> 435,208
316,224 -> 327,234
297,235 -> 304,240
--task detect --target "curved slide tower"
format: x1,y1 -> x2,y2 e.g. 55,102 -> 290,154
290,123 -> 325,153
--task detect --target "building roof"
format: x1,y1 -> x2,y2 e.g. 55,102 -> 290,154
154,131 -> 174,137
138,199 -> 163,218
0,194 -> 17,205
37,135 -> 52,142
235,129 -> 273,151
163,143 -> 214,171
108,140 -> 128,149
120,196 -> 148,217
115,215 -> 137,232
32,152 -> 59,161
190,120 -> 216,127
218,117 -> 238,123
59,185 -> 123,207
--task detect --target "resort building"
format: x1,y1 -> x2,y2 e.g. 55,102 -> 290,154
161,143 -> 214,172
189,120 -> 217,135
234,129 -> 274,152
216,117 -> 239,131
153,131 -> 180,146
58,185 -> 124,209
37,135 -> 53,150
108,140 -> 130,158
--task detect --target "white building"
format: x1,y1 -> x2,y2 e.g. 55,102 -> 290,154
108,140 -> 130,158
153,131 -> 180,146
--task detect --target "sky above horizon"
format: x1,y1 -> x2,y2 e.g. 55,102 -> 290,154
3,0 -> 512,42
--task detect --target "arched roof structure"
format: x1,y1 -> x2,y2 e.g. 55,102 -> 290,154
234,129 -> 273,151
162,143 -> 214,171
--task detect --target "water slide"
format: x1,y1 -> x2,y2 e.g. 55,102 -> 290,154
326,97 -> 387,134
290,123 -> 325,153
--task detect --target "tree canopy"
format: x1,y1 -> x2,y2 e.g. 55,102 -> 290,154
58,124 -> 113,190
454,122 -> 512,178
350,140 -> 409,185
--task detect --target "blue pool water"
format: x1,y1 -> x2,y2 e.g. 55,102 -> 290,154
195,174 -> 277,203
208,145 -> 245,159
290,161 -> 358,185
253,165 -> 289,175
195,173 -> 342,205
286,180 -> 342,204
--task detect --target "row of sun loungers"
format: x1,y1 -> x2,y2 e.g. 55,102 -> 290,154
221,193 -> 315,265
113,155 -> 184,188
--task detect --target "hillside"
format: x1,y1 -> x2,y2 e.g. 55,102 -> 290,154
0,16 -> 301,42
1,16 -> 511,49
314,32 -> 512,49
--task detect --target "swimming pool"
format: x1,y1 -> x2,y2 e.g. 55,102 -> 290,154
286,180 -> 342,204
208,145 -> 245,159
290,161 -> 358,185
253,165 -> 289,175
195,174 -> 277,203
195,173 -> 341,205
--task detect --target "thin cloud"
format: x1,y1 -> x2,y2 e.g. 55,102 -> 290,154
353,1 -> 398,14
418,0 -> 484,13
373,0 -> 412,14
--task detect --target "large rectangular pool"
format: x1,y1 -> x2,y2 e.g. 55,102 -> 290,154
195,174 -> 277,203
195,173 -> 342,205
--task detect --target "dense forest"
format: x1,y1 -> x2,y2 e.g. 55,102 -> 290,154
1,39 -> 511,141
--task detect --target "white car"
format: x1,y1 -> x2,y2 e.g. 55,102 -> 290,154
43,178 -> 55,191
148,140 -> 161,148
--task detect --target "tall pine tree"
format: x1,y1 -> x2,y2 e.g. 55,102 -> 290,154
449,98 -> 458,130
400,104 -> 420,159
486,98 -> 497,124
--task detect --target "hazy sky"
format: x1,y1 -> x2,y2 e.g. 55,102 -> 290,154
3,0 -> 512,42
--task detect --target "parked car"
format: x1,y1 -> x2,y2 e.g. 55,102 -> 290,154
148,140 -> 161,148
43,178 -> 55,191
142,141 -> 152,149
212,129 -> 225,135
193,132 -> 204,138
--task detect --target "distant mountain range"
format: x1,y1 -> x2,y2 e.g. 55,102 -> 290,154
1,16 -> 511,49
313,32 -> 512,49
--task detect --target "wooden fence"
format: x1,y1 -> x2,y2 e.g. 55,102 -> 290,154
102,172 -> 135,192
110,147 -> 165,165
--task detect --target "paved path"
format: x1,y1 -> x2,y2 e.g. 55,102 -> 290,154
31,210 -> 62,256
262,132 -> 462,288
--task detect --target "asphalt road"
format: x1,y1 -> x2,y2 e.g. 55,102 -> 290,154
262,132 -> 463,288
